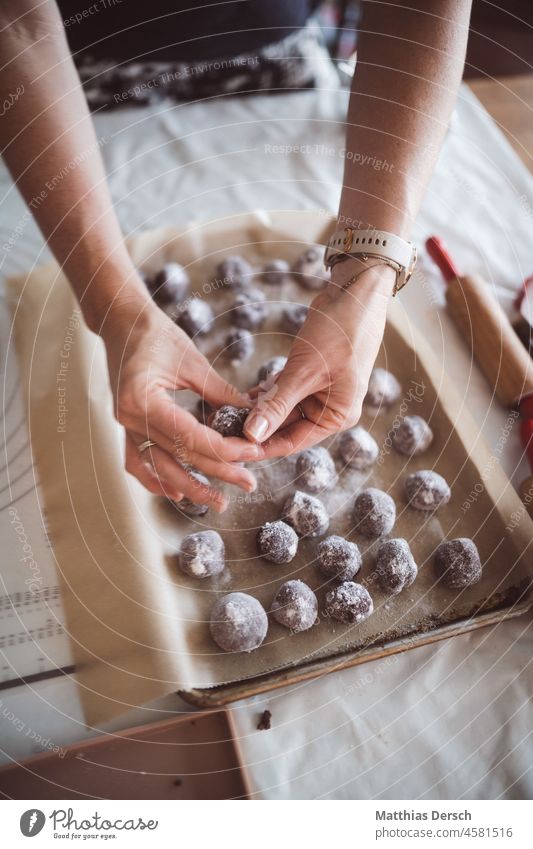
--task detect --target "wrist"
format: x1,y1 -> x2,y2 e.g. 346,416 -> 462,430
79,269 -> 153,335
328,259 -> 396,300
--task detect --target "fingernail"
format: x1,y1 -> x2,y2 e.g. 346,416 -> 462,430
213,498 -> 228,514
245,414 -> 269,443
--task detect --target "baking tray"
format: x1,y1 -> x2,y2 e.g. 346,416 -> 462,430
0,710 -> 251,799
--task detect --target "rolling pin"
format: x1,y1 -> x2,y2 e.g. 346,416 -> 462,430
426,236 -> 533,517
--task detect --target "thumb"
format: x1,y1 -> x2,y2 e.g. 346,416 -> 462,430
243,364 -> 314,443
191,356 -> 250,410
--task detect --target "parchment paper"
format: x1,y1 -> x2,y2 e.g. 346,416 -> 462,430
8,210 -> 533,725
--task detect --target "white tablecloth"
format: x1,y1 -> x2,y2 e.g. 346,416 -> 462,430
0,75 -> 532,798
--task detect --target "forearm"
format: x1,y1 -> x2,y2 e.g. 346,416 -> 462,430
0,0 -> 149,332
339,0 -> 471,237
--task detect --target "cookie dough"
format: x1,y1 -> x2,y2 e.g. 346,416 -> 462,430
435,538 -> 482,588
325,582 -> 374,624
210,592 -> 268,652
353,487 -> 396,537
257,520 -> 298,564
179,530 -> 225,578
405,470 -> 451,511
373,538 -> 417,594
317,535 -> 362,582
283,490 -> 329,537
364,368 -> 401,408
271,580 -> 318,632
339,426 -> 379,470
393,415 -> 433,457
296,446 -> 337,493
211,405 -> 250,437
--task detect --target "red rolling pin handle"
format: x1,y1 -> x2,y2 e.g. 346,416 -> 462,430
425,236 -> 461,283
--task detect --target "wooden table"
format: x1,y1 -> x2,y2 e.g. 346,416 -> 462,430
468,74 -> 533,172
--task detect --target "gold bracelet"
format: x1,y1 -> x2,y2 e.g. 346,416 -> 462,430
339,259 -> 399,294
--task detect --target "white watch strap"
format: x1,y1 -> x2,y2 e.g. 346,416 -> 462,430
324,227 -> 417,293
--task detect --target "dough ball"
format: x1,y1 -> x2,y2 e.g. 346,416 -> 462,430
393,415 -> 433,456
317,535 -> 362,582
283,490 -> 329,538
211,405 -> 250,437
373,538 -> 417,595
325,581 -> 374,624
282,303 -> 308,335
257,520 -> 298,564
257,356 -> 287,384
292,246 -> 329,290
296,446 -> 337,493
339,426 -> 379,470
232,288 -> 267,331
405,470 -> 451,511
215,255 -> 253,289
179,529 -> 225,579
176,470 -> 210,517
151,262 -> 190,305
210,592 -> 268,652
226,328 -> 255,365
353,487 -> 396,537
435,538 -> 482,588
177,298 -> 214,337
364,368 -> 401,408
271,580 -> 318,632
262,259 -> 290,285
195,398 -> 213,425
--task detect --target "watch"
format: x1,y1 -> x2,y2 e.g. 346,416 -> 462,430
324,227 -> 417,295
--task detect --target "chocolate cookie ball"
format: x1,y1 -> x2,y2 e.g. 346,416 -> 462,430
210,592 -> 268,652
226,328 -> 255,365
177,298 -> 214,337
271,580 -> 318,632
339,426 -> 379,470
282,303 -> 308,335
151,262 -> 190,305
353,488 -> 396,537
215,255 -> 253,289
262,259 -> 290,285
364,368 -> 401,408
317,535 -> 362,582
296,446 -> 337,493
257,520 -> 298,564
257,356 -> 287,384
393,415 -> 433,457
435,538 -> 482,588
373,538 -> 417,595
292,247 -> 329,290
179,529 -> 225,579
405,470 -> 451,511
232,288 -> 267,331
211,405 -> 250,437
283,490 -> 329,538
325,581 -> 374,624
176,470 -> 210,517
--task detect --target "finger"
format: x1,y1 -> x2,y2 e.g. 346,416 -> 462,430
243,359 -> 318,444
125,433 -> 184,501
260,418 -> 333,459
129,432 -> 229,512
186,352 -> 251,409
183,452 -> 257,492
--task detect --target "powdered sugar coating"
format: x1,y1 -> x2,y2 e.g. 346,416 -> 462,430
435,538 -> 482,588
232,288 -> 267,331
211,405 -> 250,437
177,298 -> 214,337
292,247 -> 329,290
353,487 -> 396,537
296,446 -> 337,493
325,581 -> 374,624
373,538 -> 417,595
405,470 -> 451,511
210,592 -> 268,652
226,328 -> 255,365
215,255 -> 253,289
262,259 -> 290,285
257,520 -> 298,564
283,490 -> 329,537
282,303 -> 308,335
258,356 -> 287,384
151,262 -> 189,305
317,535 -> 362,582
177,470 -> 210,517
393,415 -> 433,456
365,368 -> 401,408
179,530 -> 225,579
339,426 -> 379,470
271,580 -> 318,632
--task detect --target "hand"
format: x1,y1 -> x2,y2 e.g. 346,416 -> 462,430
100,296 -> 263,511
243,262 -> 395,456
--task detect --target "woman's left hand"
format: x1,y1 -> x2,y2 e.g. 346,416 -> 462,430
243,262 -> 395,456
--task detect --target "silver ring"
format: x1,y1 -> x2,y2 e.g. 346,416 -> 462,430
138,439 -> 156,454
296,403 -> 306,420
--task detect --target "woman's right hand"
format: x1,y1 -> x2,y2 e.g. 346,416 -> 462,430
99,296 -> 264,512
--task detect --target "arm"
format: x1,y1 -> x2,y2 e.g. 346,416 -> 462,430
244,0 -> 472,451
1,0 -> 262,508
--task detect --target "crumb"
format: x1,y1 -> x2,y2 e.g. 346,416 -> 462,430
174,778 -> 183,786
257,709 -> 272,730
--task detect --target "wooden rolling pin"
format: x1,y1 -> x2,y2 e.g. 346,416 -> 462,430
426,236 -> 533,517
